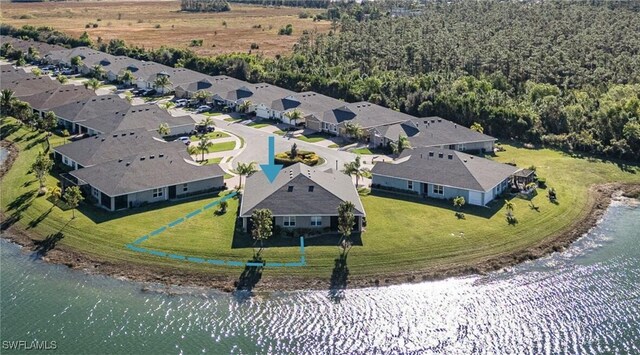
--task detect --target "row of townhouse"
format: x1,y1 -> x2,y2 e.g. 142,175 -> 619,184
7,36 -> 497,153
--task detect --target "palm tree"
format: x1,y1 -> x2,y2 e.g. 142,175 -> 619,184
119,69 -> 135,86
161,101 -> 175,111
238,100 -> 252,114
193,90 -> 209,104
31,68 -> 43,77
470,122 -> 484,134
70,55 -> 83,73
1,89 -> 15,114
342,156 -> 369,187
91,64 -> 105,79
56,74 -> 68,84
124,91 -> 133,103
337,201 -> 356,254
84,78 -> 101,91
285,108 -> 303,126
201,116 -> 214,131
153,75 -> 172,94
251,208 -> 273,256
63,186 -> 84,219
231,161 -> 257,189
505,200 -> 515,212
27,46 -> 40,62
344,122 -> 365,141
197,136 -> 212,162
158,122 -> 170,136
397,134 -> 411,153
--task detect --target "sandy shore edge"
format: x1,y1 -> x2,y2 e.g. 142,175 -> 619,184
2,143 -> 639,293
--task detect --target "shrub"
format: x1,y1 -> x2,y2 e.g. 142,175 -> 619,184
537,177 -> 547,188
274,150 -> 320,167
298,11 -> 311,19
190,39 -> 203,47
154,24 -> 161,29
278,24 -> 293,36
250,43 -> 259,50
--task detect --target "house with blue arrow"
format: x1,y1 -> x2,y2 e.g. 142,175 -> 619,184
239,163 -> 366,233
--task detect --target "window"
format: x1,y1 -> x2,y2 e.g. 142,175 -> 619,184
308,186 -> 314,192
283,216 -> 296,227
433,185 -> 444,195
311,216 -> 322,227
182,183 -> 188,192
407,180 -> 413,190
92,187 -> 100,199
287,186 -> 294,192
152,188 -> 163,198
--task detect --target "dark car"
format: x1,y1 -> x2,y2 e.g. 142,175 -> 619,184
195,124 -> 215,134
143,89 -> 157,97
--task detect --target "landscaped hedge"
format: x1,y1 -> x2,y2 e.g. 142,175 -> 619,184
275,150 -> 319,167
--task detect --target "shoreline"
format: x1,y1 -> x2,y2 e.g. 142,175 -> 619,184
2,135 -> 639,292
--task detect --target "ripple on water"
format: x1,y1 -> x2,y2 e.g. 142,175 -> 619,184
1,203 -> 639,354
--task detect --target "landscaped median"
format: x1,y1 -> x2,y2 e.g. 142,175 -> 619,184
1,117 -> 639,291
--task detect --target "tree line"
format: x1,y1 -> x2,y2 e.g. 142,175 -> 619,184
2,0 -> 639,160
180,0 -> 230,12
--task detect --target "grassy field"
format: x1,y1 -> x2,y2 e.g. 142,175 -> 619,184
2,117 -> 639,282
0,1 -> 332,57
246,122 -> 270,129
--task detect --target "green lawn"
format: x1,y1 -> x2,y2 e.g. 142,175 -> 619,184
351,147 -> 388,155
202,157 -> 223,165
223,117 -> 243,123
246,122 -> 270,129
2,116 -> 639,281
208,141 -> 236,152
295,134 -> 328,143
273,130 -> 286,136
202,112 -> 222,117
189,131 -> 230,142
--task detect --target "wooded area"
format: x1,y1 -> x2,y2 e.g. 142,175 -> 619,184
2,1 -> 639,160
180,0 -> 230,12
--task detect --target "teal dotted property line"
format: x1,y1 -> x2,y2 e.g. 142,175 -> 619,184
124,191 -> 306,267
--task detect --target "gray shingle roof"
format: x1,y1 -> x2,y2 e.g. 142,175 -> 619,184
320,102 -> 413,129
5,76 -> 61,96
270,91 -> 344,115
0,36 -> 66,56
376,117 -> 497,148
19,85 -> 96,111
0,65 -> 34,84
372,148 -> 519,192
51,94 -> 130,123
235,83 -> 295,105
81,103 -> 194,134
70,150 -> 224,197
53,129 -> 184,167
240,163 -> 365,217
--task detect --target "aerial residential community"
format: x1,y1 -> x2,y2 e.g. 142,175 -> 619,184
1,35 -> 525,216
1,1 -> 639,352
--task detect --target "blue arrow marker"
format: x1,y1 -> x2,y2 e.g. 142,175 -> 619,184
260,136 -> 283,183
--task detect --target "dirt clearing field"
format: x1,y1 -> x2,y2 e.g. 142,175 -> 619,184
0,0 -> 332,57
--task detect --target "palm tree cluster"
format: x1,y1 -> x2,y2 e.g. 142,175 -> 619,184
342,156 -> 370,187
231,161 -> 257,189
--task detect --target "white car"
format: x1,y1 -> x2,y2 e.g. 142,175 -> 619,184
195,105 -> 211,113
174,99 -> 188,107
177,137 -> 190,145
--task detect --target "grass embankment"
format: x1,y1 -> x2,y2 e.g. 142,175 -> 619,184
2,117 -> 639,286
0,2 -> 331,57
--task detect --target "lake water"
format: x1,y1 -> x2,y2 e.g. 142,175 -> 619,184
1,200 -> 639,354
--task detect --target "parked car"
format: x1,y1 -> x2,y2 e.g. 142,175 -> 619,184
176,137 -> 190,145
142,89 -> 157,97
61,68 -> 74,75
174,99 -> 188,107
131,89 -> 143,96
195,124 -> 215,134
196,105 -> 211,113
